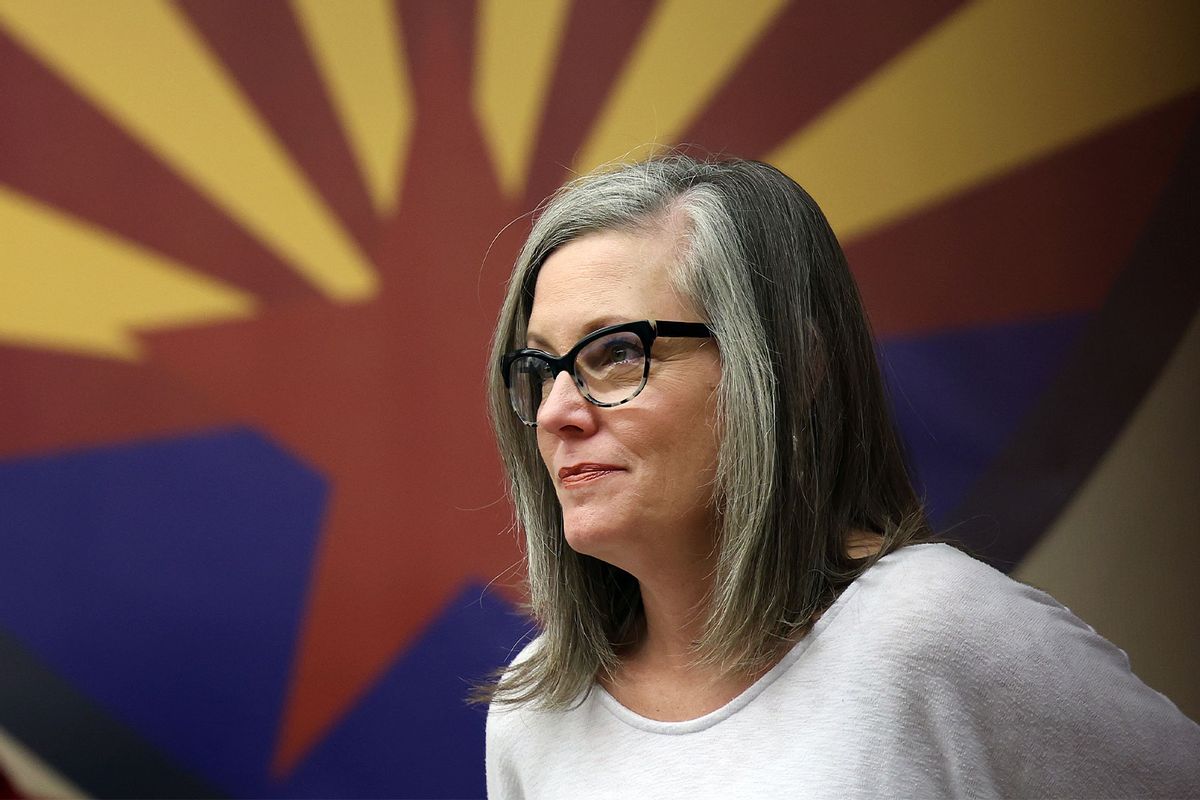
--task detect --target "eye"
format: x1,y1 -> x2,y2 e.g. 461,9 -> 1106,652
577,331 -> 645,380
604,341 -> 637,364
597,336 -> 644,367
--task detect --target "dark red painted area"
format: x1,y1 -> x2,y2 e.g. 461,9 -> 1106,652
179,0 -> 380,253
522,0 -> 657,205
144,0 -> 525,777
0,32 -> 316,302
682,0 -> 964,159
0,347 -> 232,461
846,94 -> 1200,338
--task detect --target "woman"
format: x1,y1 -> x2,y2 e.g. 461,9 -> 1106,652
483,155 -> 1199,798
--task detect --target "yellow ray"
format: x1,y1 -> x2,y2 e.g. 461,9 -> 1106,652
474,0 -> 572,197
574,0 -> 787,174
0,0 -> 377,301
0,185 -> 254,360
769,0 -> 1200,241
292,0 -> 413,215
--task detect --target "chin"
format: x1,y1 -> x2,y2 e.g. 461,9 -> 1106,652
561,514 -> 631,564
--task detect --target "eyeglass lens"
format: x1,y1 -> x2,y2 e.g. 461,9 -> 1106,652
507,330 -> 648,424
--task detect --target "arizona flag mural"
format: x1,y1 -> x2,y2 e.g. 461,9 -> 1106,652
0,1 -> 1197,797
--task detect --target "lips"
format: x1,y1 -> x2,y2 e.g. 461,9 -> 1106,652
558,463 -> 623,486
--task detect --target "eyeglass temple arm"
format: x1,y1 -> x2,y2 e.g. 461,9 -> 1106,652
654,320 -> 712,338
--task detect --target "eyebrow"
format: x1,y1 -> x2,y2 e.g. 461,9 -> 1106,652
525,316 -> 630,350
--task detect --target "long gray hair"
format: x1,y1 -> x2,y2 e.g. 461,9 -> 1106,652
484,155 -> 929,708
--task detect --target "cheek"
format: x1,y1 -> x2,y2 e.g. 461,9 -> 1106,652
535,427 -> 554,456
638,367 -> 721,455
643,396 -> 721,482
534,435 -> 556,482
682,392 -> 723,495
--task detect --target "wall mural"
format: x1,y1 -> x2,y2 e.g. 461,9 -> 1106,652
0,1 -> 1196,796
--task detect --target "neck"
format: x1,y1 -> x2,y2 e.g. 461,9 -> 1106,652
601,544 -> 759,722
623,546 -> 717,673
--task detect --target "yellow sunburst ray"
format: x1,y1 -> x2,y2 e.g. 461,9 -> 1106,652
292,0 -> 413,216
574,0 -> 788,175
0,0 -> 377,301
0,185 -> 254,360
769,0 -> 1200,241
473,0 -> 572,198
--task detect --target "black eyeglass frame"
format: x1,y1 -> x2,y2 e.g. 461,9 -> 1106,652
500,319 -> 713,426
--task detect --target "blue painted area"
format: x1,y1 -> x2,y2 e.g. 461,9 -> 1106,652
0,428 -> 326,796
275,583 -> 533,799
878,314 -> 1089,525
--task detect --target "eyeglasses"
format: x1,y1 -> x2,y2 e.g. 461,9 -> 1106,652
500,320 -> 713,426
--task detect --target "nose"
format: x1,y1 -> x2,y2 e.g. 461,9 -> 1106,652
536,371 -> 597,435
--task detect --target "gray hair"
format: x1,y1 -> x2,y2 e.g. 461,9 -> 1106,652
483,155 -> 929,708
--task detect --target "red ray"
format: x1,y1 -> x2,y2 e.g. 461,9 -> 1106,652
522,0 -> 657,205
846,94 -> 1200,338
682,0 -> 964,159
0,346 -> 234,460
144,0 -> 527,776
0,31 -> 315,302
178,0 -> 380,254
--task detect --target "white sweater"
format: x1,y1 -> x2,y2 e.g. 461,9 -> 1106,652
486,543 -> 1200,799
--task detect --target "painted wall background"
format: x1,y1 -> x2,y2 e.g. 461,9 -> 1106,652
0,1 -> 1196,797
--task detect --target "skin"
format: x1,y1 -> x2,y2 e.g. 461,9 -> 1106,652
528,225 -> 722,584
528,224 -> 728,717
528,223 -> 882,721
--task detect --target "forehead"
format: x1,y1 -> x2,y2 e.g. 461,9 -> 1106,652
526,228 -> 695,348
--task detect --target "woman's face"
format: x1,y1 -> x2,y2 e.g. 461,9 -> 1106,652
525,227 -> 722,577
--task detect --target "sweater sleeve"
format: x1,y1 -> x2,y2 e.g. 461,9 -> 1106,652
897,550 -> 1200,799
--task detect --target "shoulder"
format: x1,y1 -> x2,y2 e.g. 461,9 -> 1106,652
839,543 -> 1146,728
486,635 -> 611,798
850,543 -> 1128,680
485,635 -> 547,797
485,634 -> 559,746
486,634 -> 542,722
859,541 -> 1016,600
852,542 -> 1076,641
848,543 -> 1200,796
503,632 -> 543,669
